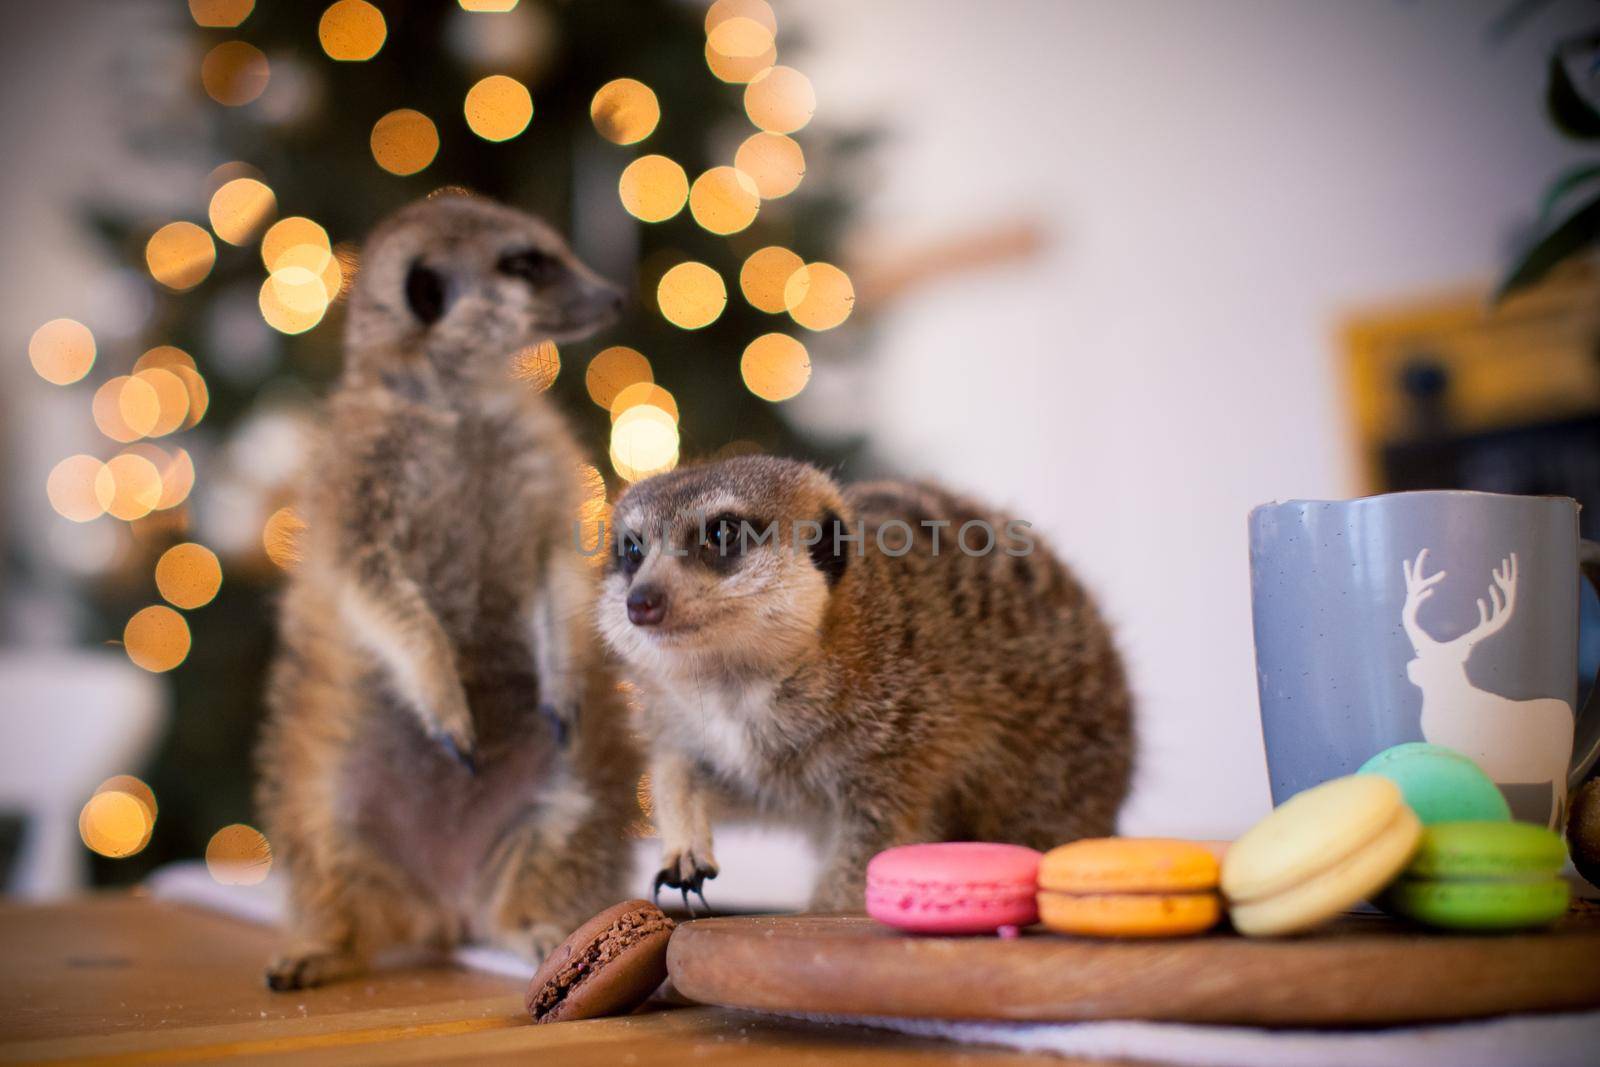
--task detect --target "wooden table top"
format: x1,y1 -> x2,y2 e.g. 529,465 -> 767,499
0,895 -> 1101,1066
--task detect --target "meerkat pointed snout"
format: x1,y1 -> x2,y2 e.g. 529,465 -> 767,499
598,456 -> 1134,912
255,194 -> 638,992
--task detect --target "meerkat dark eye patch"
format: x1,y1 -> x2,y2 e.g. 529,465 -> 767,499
405,261 -> 448,324
695,512 -> 756,572
498,247 -> 566,287
809,509 -> 849,586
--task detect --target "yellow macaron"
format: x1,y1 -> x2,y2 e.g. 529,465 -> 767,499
1222,775 -> 1421,936
1037,838 -> 1223,937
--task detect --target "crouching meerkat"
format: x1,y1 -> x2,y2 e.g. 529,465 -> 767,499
597,456 -> 1133,911
256,194 -> 639,989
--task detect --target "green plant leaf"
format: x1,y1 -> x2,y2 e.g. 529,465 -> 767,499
1547,48 -> 1600,139
1497,192 -> 1600,301
1541,162 -> 1600,219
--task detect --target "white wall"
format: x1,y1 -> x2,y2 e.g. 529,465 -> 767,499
789,0 -> 1594,837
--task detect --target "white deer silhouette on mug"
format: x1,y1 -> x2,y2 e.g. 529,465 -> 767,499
1400,549 -> 1574,829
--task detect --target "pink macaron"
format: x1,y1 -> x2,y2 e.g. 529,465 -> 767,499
865,842 -> 1042,934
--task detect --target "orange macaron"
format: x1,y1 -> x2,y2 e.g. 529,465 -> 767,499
1037,838 -> 1223,938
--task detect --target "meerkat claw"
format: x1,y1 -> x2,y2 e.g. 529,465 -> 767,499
651,868 -> 675,905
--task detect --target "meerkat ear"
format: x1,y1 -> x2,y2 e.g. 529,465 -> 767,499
809,509 -> 849,586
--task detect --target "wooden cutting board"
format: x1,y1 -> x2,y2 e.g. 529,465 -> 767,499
667,909 -> 1600,1027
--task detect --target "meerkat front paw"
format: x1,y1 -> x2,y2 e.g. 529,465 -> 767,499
265,948 -> 363,991
653,846 -> 719,914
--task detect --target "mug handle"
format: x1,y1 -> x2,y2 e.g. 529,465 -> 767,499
1573,539 -> 1600,787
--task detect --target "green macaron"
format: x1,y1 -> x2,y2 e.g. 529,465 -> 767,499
1356,742 -> 1511,825
1380,821 -> 1571,931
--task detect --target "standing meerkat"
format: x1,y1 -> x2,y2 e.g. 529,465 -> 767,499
597,456 -> 1133,911
256,194 -> 639,990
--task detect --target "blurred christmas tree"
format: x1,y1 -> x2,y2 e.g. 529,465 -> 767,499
74,0 -> 870,884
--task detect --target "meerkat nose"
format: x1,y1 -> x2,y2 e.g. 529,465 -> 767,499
626,586 -> 668,627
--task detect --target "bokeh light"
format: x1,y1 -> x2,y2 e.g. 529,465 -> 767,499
260,216 -> 331,271
610,404 -> 679,483
465,75 -> 534,142
124,605 -> 191,673
744,65 -> 815,134
260,243 -> 341,334
618,155 -> 688,223
610,382 -> 679,424
706,0 -> 775,33
585,346 -> 653,410
318,0 -> 386,62
155,448 -> 197,510
741,332 -> 811,401
656,261 -> 726,329
93,377 -> 155,444
28,319 -> 96,386
735,132 -> 804,199
590,78 -> 659,145
708,16 -> 774,60
370,109 -> 440,175
740,246 -> 804,313
47,455 -> 110,523
97,775 -> 158,825
201,41 -> 270,107
173,367 -> 209,429
206,824 -> 273,885
146,222 -> 217,291
705,38 -> 776,84
135,368 -> 191,437
189,0 -> 254,28
134,345 -> 197,373
208,177 -> 277,246
156,543 -> 223,610
79,790 -> 153,859
263,507 -> 307,570
459,0 -> 519,10
101,453 -> 164,521
784,261 -> 855,330
689,166 -> 760,235
512,340 -> 560,390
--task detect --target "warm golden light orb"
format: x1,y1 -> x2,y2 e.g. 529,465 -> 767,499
146,222 -> 216,291
201,41 -> 270,106
28,319 -> 96,385
47,455 -> 109,523
79,791 -> 153,859
744,65 -> 815,134
465,75 -> 534,142
207,824 -> 273,885
208,177 -> 277,246
784,261 -> 855,330
124,605 -> 191,673
511,341 -> 560,390
156,543 -> 223,610
370,109 -> 440,175
189,0 -> 254,28
741,332 -> 811,401
318,0 -> 386,61
689,166 -> 760,235
735,132 -> 804,199
585,346 -> 653,410
739,246 -> 804,313
260,216 -> 331,270
264,507 -> 307,570
656,262 -> 727,329
134,368 -> 191,437
609,382 -> 680,424
100,453 -> 164,521
609,404 -> 679,483
618,155 -> 689,223
591,78 -> 660,145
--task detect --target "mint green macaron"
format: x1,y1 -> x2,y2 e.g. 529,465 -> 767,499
1356,742 -> 1511,825
1380,821 -> 1570,931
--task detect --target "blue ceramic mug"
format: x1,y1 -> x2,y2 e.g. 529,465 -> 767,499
1249,491 -> 1600,827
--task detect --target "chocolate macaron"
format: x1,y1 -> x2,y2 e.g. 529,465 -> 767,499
525,899 -> 676,1024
